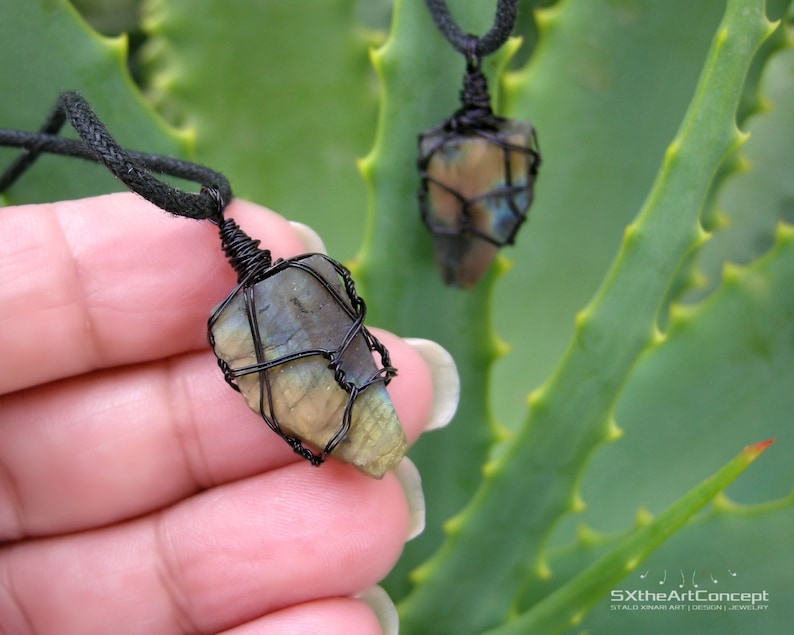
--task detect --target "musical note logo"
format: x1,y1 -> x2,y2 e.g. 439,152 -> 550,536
638,567 -> 736,588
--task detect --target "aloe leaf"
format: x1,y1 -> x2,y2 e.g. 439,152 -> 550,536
397,1 -> 775,632
528,493 -> 794,634
735,0 -> 792,120
0,0 -> 186,206
491,0 -> 730,427
2,3 -> 791,633
520,218 -> 794,630
580,493 -> 794,633
548,14 -> 794,547
690,27 -> 794,301
484,440 -> 774,635
140,0 -> 380,260
557,219 -> 794,540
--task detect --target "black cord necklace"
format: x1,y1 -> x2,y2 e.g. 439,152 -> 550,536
418,0 -> 541,289
0,92 -> 407,479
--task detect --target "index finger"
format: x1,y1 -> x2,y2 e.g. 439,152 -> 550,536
0,192 -> 306,394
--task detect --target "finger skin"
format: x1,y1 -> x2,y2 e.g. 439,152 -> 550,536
0,462 -> 409,635
0,334 -> 430,539
218,597 -> 384,635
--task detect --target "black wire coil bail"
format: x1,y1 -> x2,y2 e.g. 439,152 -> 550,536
455,36 -> 496,129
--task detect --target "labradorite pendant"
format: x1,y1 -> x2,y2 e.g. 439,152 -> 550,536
418,56 -> 540,288
209,251 -> 407,479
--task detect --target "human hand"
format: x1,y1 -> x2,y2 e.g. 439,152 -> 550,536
0,193 -> 457,634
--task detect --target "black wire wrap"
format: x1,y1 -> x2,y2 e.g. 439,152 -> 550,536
207,251 -> 397,465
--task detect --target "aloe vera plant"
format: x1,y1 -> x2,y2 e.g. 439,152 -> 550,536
1,0 -> 792,633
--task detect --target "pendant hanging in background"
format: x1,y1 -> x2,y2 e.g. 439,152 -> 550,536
418,1 -> 541,288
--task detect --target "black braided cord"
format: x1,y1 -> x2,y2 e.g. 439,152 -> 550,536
0,92 -> 231,221
423,0 -> 519,60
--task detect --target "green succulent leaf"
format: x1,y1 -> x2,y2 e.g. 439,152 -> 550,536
486,439 -> 775,635
0,0 -> 186,206
580,493 -> 794,634
519,490 -> 794,634
492,0 -> 731,426
140,0 -> 381,260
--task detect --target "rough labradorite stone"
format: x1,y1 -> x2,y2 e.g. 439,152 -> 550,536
420,119 -> 536,288
210,254 -> 407,478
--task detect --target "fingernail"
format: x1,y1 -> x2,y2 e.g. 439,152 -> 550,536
356,585 -> 399,635
289,221 -> 327,254
394,457 -> 425,541
405,338 -> 459,431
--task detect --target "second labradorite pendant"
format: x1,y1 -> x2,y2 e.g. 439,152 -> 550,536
418,35 -> 541,288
